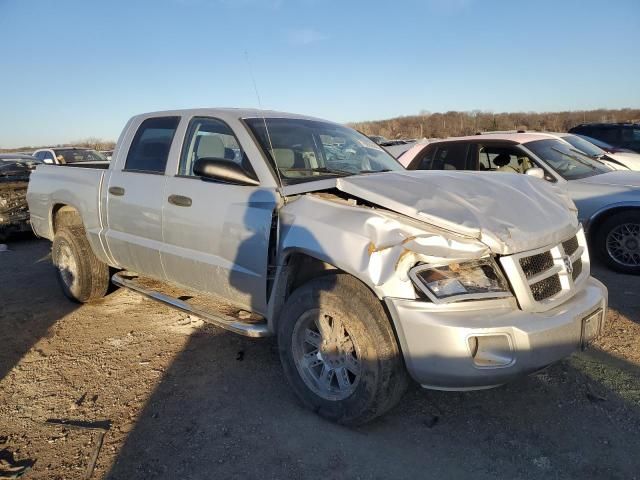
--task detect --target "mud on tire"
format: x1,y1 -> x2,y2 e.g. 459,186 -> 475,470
52,226 -> 110,303
278,273 -> 409,425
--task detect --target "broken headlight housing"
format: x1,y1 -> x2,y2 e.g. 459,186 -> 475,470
409,258 -> 512,303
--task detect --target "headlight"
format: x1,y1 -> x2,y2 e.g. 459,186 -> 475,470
409,258 -> 512,303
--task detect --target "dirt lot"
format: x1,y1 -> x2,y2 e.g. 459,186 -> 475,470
1,237 -> 639,479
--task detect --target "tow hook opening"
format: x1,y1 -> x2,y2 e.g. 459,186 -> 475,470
468,334 -> 514,368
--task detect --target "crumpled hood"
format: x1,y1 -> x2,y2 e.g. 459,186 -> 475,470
335,170 -> 579,255
573,170 -> 640,189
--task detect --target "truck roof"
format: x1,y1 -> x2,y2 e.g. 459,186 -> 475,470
131,108 -> 338,124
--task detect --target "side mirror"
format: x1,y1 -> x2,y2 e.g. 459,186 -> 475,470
43,158 -> 53,164
525,167 -> 545,179
193,157 -> 259,186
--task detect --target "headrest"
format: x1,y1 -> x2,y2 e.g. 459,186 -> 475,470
271,148 -> 295,169
493,153 -> 511,167
197,135 -> 225,159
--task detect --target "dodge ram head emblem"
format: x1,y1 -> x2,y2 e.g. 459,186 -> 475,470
563,255 -> 573,274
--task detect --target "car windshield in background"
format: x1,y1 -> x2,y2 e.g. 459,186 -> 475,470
244,118 -> 402,184
53,149 -> 107,164
525,139 -> 610,180
562,135 -> 606,159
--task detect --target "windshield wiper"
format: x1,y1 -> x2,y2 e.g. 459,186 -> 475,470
280,167 -> 353,176
552,147 -> 598,171
359,169 -> 392,174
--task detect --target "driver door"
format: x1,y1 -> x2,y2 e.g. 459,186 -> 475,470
160,116 -> 277,315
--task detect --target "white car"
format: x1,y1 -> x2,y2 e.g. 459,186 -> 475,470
572,135 -> 640,171
403,133 -> 640,274
33,147 -> 109,165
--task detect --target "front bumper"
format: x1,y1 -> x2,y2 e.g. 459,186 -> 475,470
385,277 -> 608,390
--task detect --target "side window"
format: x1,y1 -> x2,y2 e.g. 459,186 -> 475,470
125,116 -> 180,173
413,145 -> 436,169
430,144 -> 469,170
34,151 -> 44,160
477,145 -> 533,174
593,127 -> 618,144
42,151 -> 55,162
179,117 -> 244,176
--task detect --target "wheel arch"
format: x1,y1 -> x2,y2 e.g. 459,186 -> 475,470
51,203 -> 85,234
266,249 -> 379,332
585,202 -> 640,242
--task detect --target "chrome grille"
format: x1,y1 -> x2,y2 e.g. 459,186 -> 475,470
519,251 -> 554,279
563,236 -> 579,256
530,274 -> 562,301
572,258 -> 582,281
499,229 -> 589,312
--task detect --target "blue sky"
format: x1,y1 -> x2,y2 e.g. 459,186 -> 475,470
1,0 -> 639,147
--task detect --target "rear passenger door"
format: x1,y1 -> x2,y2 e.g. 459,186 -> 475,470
105,116 -> 180,279
160,116 -> 278,315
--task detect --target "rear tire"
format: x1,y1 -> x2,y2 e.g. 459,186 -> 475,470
52,227 -> 110,303
594,211 -> 640,275
278,274 -> 409,425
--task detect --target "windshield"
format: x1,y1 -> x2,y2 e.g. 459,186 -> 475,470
53,149 -> 108,164
561,135 -> 606,158
244,118 -> 403,184
525,139 -> 610,180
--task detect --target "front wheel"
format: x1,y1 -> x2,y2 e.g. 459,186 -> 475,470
595,211 -> 640,274
278,274 -> 409,425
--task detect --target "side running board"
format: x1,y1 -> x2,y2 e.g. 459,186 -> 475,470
112,272 -> 270,338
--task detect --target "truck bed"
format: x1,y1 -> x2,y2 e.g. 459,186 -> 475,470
27,164 -> 107,252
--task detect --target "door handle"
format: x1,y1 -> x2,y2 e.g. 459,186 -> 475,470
109,186 -> 125,196
168,194 -> 192,207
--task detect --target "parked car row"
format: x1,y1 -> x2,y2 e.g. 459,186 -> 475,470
26,108 -> 613,425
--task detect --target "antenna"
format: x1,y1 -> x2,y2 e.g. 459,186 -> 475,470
244,51 -> 286,200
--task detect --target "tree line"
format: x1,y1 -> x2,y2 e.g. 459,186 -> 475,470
0,137 -> 115,154
349,108 -> 640,140
2,108 -> 639,152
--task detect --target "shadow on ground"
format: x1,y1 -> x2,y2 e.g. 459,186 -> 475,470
0,236 -> 77,381
106,269 -> 640,480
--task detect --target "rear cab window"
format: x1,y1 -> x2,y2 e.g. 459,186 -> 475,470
125,116 -> 180,173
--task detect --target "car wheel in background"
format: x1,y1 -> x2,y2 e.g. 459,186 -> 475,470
595,211 -> 640,275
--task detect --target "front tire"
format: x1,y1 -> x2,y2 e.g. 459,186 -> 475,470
52,227 -> 110,303
278,274 -> 409,425
595,211 -> 640,274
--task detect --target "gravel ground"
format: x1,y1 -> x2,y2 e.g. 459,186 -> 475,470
1,237 -> 639,479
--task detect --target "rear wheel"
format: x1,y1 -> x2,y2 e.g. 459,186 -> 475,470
595,211 -> 640,274
52,227 -> 110,302
278,274 -> 409,425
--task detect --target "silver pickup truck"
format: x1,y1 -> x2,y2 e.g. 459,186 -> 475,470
27,109 -> 608,424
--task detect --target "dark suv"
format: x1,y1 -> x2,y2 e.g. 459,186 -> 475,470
569,123 -> 640,153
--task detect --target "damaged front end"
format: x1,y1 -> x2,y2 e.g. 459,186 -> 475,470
278,189 -> 493,300
0,163 -> 32,240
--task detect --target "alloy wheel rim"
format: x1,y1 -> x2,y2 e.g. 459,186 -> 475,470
57,243 -> 79,293
292,309 -> 361,401
606,222 -> 640,267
